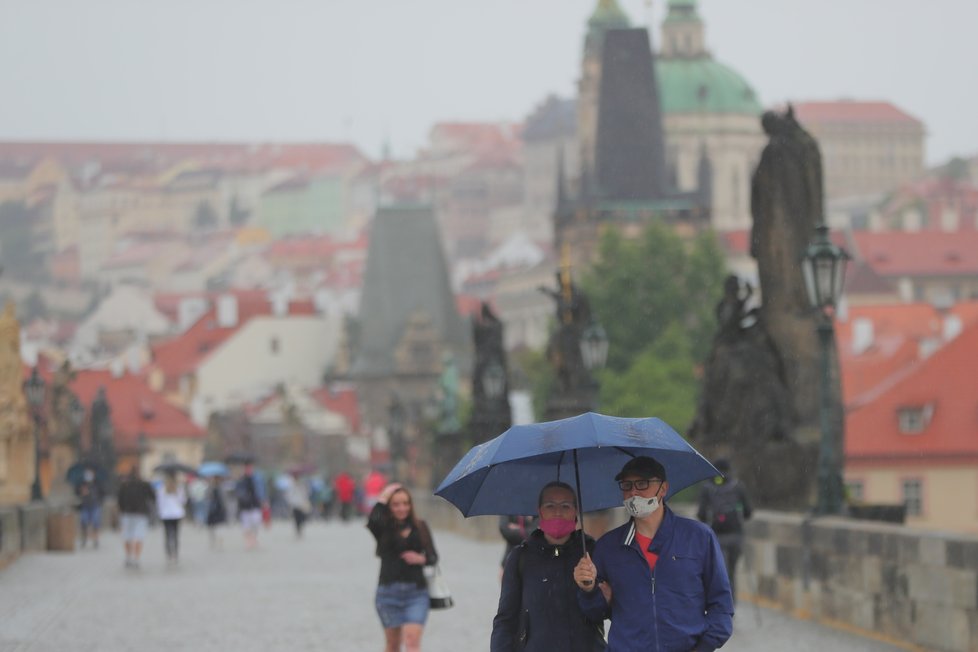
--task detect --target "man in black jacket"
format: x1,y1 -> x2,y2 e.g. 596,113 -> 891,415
117,466 -> 156,568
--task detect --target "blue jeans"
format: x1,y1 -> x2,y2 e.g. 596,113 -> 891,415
375,582 -> 429,628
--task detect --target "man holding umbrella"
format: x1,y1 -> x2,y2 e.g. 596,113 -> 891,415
573,456 -> 733,652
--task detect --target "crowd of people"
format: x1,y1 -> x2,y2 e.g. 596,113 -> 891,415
71,453 -> 750,651
71,463 -> 391,570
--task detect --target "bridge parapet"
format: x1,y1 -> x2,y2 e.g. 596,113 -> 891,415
744,510 -> 977,652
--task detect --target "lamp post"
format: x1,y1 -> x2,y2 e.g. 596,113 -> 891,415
69,394 -> 85,458
580,321 -> 609,410
802,223 -> 850,516
23,366 -> 46,502
137,432 -> 149,476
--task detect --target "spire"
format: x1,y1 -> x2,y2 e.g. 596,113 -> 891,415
585,0 -> 631,59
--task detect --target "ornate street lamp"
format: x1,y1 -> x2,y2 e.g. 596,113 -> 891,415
137,432 -> 149,475
580,322 -> 609,373
481,361 -> 506,401
23,366 -> 46,501
69,394 -> 85,458
802,223 -> 850,516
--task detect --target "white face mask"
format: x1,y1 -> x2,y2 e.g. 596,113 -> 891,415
624,494 -> 661,518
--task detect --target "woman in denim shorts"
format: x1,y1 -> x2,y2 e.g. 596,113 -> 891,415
367,483 -> 439,652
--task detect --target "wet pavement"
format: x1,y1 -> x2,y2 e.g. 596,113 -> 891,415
0,517 -> 905,651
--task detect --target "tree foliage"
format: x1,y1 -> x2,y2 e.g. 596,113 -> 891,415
581,223 -> 725,372
580,223 -> 726,429
597,322 -> 697,428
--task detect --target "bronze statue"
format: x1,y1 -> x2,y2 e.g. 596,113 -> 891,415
539,273 -> 592,394
468,302 -> 511,445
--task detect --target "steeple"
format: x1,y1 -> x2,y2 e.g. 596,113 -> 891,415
661,0 -> 707,58
585,0 -> 631,59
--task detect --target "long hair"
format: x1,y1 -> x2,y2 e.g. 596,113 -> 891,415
164,473 -> 178,494
388,487 -> 419,529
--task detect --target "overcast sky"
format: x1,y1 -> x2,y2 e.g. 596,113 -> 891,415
1,0 -> 974,165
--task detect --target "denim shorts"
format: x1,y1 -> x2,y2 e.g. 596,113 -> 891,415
120,514 -> 149,541
375,582 -> 429,628
79,506 -> 101,528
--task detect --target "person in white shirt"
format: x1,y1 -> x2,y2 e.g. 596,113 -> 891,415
286,473 -> 313,538
156,472 -> 187,565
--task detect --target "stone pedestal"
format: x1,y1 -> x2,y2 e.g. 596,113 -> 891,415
46,508 -> 76,552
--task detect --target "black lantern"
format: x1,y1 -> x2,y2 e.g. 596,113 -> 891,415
580,322 -> 609,372
23,366 -> 46,501
803,224 -> 850,516
481,361 -> 506,400
69,394 -> 85,455
802,224 -> 850,313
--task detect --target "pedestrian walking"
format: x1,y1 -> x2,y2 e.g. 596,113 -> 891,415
206,476 -> 228,549
334,471 -> 357,522
235,463 -> 265,550
116,466 -> 156,569
286,472 -> 312,538
697,457 -> 753,603
363,468 -> 388,510
367,483 -> 439,652
497,514 -> 536,570
574,456 -> 733,651
155,472 -> 186,565
75,469 -> 104,549
491,481 -> 606,652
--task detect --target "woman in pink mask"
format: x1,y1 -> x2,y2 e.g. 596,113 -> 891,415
490,481 -> 606,652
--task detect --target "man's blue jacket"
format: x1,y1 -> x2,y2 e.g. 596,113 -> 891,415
578,507 -> 734,651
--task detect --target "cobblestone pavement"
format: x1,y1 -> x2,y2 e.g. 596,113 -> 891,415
0,518 -> 903,651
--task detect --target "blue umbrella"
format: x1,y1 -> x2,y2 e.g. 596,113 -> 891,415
435,412 -> 719,517
198,461 -> 229,478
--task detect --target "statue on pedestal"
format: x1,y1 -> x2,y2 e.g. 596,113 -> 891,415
0,303 -> 35,504
468,302 -> 511,445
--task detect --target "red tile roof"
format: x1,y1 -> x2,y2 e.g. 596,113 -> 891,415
69,369 -> 204,452
846,320 -> 978,461
792,101 -> 923,125
0,141 -> 368,175
850,230 -> 978,277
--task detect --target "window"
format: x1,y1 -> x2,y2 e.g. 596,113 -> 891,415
898,405 -> 932,434
902,479 -> 923,516
270,337 -> 280,354
846,480 -> 864,502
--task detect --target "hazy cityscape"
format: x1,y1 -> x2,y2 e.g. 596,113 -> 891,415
1,1 -> 976,651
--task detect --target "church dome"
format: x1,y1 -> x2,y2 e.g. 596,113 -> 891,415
655,56 -> 763,116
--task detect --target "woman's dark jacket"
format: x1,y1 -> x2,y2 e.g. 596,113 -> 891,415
206,486 -> 227,525
491,529 -> 606,652
367,502 -> 438,588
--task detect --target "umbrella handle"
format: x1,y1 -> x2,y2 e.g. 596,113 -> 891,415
572,449 -> 590,565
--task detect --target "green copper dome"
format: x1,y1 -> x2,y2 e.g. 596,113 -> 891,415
655,56 -> 763,116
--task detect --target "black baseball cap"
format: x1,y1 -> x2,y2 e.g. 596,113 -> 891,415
615,456 -> 667,482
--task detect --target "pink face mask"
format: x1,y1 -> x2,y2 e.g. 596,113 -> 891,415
539,517 -> 577,539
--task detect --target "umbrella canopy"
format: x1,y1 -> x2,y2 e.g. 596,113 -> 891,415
153,461 -> 197,476
435,412 -> 719,517
65,460 -> 108,487
198,461 -> 230,478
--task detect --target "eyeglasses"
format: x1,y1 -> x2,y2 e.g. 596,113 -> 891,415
540,501 -> 576,513
617,479 -> 661,492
